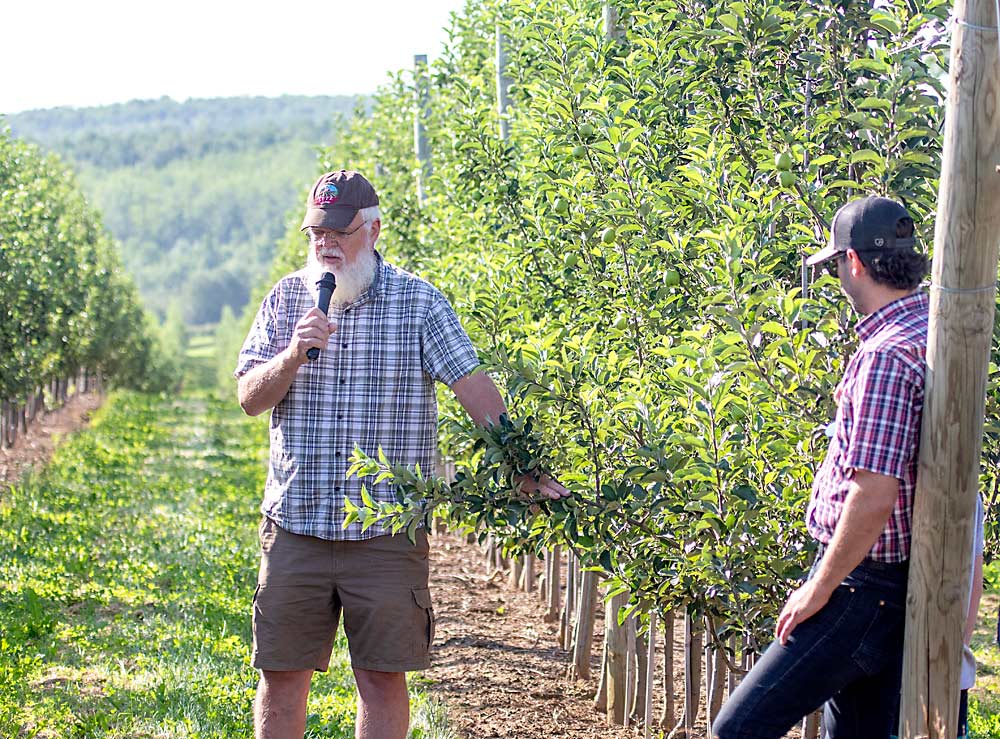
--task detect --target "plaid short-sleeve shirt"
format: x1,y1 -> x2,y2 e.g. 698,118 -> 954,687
235,252 -> 481,540
806,291 -> 928,563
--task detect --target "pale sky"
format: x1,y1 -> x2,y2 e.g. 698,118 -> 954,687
1,0 -> 467,114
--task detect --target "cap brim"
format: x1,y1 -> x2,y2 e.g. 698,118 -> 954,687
805,243 -> 842,267
300,206 -> 357,231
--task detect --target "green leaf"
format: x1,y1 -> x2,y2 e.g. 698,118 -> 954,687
849,149 -> 883,165
717,13 -> 738,31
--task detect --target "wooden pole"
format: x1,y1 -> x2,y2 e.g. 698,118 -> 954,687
413,54 -> 431,204
522,553 -> 535,593
643,612 -> 657,739
603,4 -> 624,40
660,611 -> 676,729
571,569 -> 598,679
900,2 -> 1000,738
683,614 -> 703,736
495,25 -> 511,142
546,545 -> 561,621
802,710 -> 821,739
561,550 -> 577,649
606,589 -> 629,725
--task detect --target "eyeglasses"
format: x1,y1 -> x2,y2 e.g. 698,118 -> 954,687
307,222 -> 366,243
822,253 -> 847,277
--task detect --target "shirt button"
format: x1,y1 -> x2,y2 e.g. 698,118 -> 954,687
340,379 -> 346,385
335,451 -> 342,458
342,343 -> 348,348
337,414 -> 344,420
334,486 -> 341,492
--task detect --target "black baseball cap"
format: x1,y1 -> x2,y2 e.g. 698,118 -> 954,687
807,196 -> 916,266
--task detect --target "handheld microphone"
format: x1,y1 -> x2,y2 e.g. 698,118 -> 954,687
306,271 -> 337,362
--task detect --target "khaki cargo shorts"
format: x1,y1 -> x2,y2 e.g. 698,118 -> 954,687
251,517 -> 434,673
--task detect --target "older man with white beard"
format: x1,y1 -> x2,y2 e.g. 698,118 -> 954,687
235,170 -> 568,739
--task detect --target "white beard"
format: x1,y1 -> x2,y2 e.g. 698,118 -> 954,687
307,245 -> 378,306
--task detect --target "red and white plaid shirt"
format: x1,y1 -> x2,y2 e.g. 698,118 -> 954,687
806,291 -> 928,563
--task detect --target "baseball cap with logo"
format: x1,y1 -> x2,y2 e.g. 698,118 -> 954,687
806,195 -> 917,266
300,170 -> 380,231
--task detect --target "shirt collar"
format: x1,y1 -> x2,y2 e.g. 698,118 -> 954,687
855,290 -> 928,341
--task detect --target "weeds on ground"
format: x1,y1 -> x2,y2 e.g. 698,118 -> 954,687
0,349 -> 456,738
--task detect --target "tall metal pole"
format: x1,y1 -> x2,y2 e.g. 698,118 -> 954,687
413,54 -> 431,204
603,4 -> 624,40
900,2 -> 1000,737
496,25 -> 511,142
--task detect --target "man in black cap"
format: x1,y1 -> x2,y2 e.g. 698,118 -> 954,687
235,170 -> 569,739
714,196 -> 930,739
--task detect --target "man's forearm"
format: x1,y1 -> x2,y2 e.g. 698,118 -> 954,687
238,350 -> 302,416
451,371 -> 507,428
811,470 -> 899,595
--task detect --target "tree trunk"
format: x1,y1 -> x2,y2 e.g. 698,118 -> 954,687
632,620 -> 647,728
0,401 -> 9,449
728,635 -> 738,697
570,569 -> 598,679
509,555 -> 523,590
684,615 -> 703,736
546,545 -> 561,621
522,553 -> 535,593
643,612 -> 657,739
606,589 -> 629,725
594,628 -> 609,713
706,631 -> 727,735
802,710 -> 821,739
660,610 -> 676,729
561,551 -> 578,650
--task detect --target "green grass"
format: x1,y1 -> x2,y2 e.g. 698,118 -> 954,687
971,588 -> 1000,739
0,351 -> 455,738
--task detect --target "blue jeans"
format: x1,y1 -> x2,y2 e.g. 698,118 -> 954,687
713,556 -> 908,739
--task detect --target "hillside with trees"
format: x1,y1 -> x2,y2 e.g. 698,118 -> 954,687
5,95 -> 359,324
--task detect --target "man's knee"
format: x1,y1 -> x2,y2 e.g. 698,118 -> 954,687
259,669 -> 313,699
711,704 -> 739,739
353,668 -> 406,698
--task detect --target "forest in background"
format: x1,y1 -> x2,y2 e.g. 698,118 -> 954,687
4,95 -> 359,325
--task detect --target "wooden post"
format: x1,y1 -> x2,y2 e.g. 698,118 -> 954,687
901,2 -> 1000,738
571,569 -> 598,679
562,551 -> 578,650
522,553 -> 535,593
631,620 -> 646,728
802,710 -> 821,739
485,536 -> 496,575
684,615 -> 703,736
643,612 -> 657,739
413,54 -> 431,204
594,635 -> 609,711
509,555 -> 523,590
660,611 -> 676,729
706,634 -> 727,736
603,4 -> 624,40
606,589 -> 629,725
546,545 -> 561,621
495,25 -> 511,141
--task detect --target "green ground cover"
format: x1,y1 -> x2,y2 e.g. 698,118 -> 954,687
970,565 -> 1000,738
0,352 -> 451,738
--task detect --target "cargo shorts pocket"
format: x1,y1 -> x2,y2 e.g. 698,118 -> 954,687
413,587 -> 435,652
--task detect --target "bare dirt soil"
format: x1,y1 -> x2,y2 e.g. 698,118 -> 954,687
0,392 -> 103,489
426,535 -> 644,739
